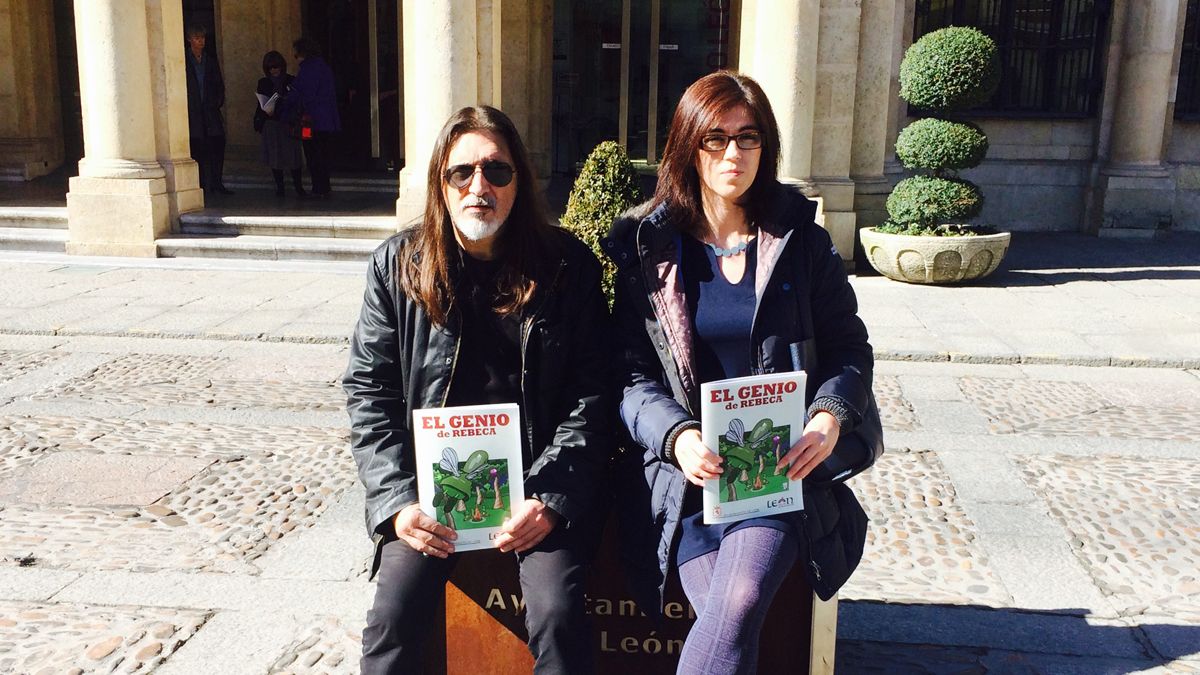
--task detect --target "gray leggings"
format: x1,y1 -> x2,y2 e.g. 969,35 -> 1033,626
676,526 -> 799,675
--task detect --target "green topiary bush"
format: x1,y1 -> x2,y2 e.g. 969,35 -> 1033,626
885,26 -> 1000,236
899,27 -> 1000,112
884,176 -> 982,227
895,119 -> 988,172
560,141 -> 644,305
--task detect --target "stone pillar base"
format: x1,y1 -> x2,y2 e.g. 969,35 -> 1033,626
811,178 -> 858,264
395,167 -> 427,228
67,176 -> 171,258
159,158 -> 204,225
1096,165 -> 1175,234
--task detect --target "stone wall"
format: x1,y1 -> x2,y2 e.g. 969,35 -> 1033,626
1167,121 -> 1200,231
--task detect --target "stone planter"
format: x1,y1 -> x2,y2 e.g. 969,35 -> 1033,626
859,227 -> 1011,284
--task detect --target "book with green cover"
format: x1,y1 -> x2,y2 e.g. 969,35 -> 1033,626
701,372 -> 807,525
412,402 -> 524,552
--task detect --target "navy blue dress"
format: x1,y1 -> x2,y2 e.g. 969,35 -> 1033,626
676,235 -> 795,566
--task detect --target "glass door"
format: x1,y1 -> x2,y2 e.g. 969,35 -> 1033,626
551,0 -> 734,172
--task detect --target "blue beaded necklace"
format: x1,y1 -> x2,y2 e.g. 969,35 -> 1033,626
705,224 -> 757,258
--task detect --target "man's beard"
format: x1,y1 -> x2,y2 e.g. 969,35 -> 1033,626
453,196 -> 504,242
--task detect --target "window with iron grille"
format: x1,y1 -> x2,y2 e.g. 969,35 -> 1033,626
914,0 -> 1110,117
1178,0 -> 1200,118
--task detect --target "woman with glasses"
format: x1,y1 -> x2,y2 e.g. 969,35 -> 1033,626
603,71 -> 871,673
255,51 -> 304,197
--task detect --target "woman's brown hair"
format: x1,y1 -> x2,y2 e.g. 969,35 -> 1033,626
399,105 -> 555,326
653,71 -> 781,235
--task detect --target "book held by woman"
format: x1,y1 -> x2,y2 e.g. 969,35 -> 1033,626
701,372 -> 807,524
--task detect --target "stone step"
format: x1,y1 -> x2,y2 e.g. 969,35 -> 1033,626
156,233 -> 380,262
223,173 -> 398,194
0,226 -> 68,252
179,212 -> 397,240
0,206 -> 69,229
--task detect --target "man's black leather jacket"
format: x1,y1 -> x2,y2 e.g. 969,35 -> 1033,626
342,226 -> 611,573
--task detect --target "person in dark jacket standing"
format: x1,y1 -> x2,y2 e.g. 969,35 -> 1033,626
603,71 -> 872,674
184,24 -> 231,194
343,106 -> 609,674
286,38 -> 341,197
255,51 -> 305,197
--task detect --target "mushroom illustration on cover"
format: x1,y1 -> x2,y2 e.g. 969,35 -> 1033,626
701,372 -> 807,525
413,402 -> 524,552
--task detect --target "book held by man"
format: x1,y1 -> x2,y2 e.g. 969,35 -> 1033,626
412,402 -> 524,552
701,372 -> 807,525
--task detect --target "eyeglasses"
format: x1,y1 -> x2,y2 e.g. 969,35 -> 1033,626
700,132 -> 763,152
443,161 -> 515,189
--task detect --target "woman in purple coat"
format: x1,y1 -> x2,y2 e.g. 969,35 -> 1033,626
286,38 -> 342,197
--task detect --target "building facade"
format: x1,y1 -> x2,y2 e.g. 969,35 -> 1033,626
0,0 -> 1196,263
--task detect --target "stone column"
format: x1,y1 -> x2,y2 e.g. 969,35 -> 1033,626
500,0 -> 554,182
147,0 -> 203,222
395,0 -> 555,222
739,0 -> 863,262
396,0 -> 483,222
739,0 -> 819,184
67,0 -> 193,257
810,0 -> 864,262
1092,0 -> 1186,236
850,0 -> 903,236
0,0 -> 64,180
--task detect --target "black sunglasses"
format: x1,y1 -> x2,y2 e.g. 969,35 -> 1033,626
700,131 -> 763,152
443,161 -> 515,189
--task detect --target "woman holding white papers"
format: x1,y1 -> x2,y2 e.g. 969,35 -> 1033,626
604,71 -> 873,674
254,51 -> 304,197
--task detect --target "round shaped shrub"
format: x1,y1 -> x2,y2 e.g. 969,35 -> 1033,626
560,141 -> 644,305
895,118 -> 989,171
900,27 -> 1000,111
886,176 -> 983,227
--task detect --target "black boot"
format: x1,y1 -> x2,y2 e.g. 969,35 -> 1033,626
292,170 -> 307,197
272,170 -> 285,197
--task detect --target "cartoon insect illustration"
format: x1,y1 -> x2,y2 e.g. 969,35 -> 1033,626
460,449 -> 493,522
723,419 -> 756,501
433,447 -> 475,530
723,418 -> 785,499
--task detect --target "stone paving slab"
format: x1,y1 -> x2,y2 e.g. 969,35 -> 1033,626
30,352 -> 345,413
268,616 -> 363,674
1018,455 -> 1200,620
876,374 -> 920,432
0,349 -> 65,387
844,450 -> 1011,608
959,376 -> 1200,440
0,601 -> 208,675
0,414 -> 353,574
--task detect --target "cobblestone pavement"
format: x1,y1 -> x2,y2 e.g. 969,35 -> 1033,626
0,253 -> 1199,672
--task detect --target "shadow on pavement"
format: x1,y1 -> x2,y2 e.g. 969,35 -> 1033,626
839,600 -> 1200,674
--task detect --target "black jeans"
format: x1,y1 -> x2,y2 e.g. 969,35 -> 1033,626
302,131 -> 333,195
361,526 -> 593,675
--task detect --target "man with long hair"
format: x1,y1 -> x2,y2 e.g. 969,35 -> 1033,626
344,106 -> 609,674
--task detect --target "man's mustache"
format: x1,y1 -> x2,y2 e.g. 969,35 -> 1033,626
461,196 -> 496,211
